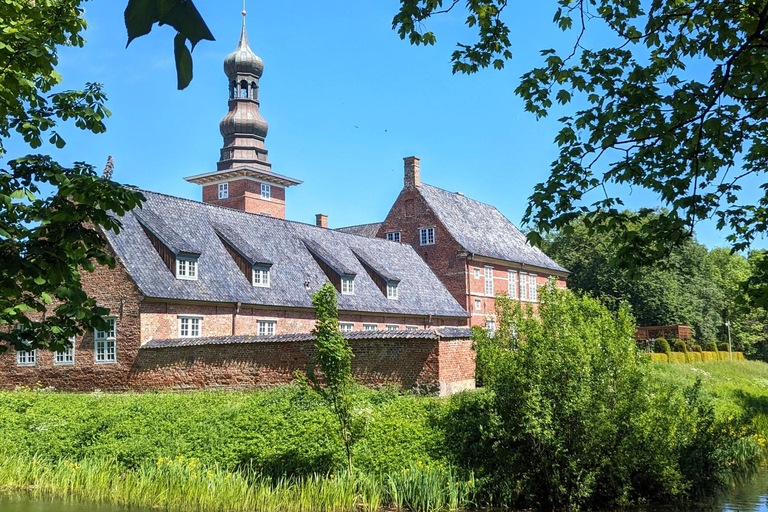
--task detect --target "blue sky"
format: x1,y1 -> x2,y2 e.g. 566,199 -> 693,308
5,0 -> 759,250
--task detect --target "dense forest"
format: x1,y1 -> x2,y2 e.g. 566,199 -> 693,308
544,216 -> 768,360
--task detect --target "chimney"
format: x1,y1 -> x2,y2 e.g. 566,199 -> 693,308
404,156 -> 421,190
315,213 -> 328,228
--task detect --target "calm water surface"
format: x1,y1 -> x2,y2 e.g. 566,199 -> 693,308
4,470 -> 768,512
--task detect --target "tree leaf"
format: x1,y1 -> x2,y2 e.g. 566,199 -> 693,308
174,32 -> 193,90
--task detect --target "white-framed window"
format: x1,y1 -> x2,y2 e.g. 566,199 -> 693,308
419,227 -> 435,246
473,267 -> 480,279
519,272 -> 528,301
176,257 -> 198,281
385,232 -> 401,242
341,277 -> 355,295
54,337 -> 75,365
95,318 -> 117,364
485,318 -> 496,337
405,325 -> 419,330
218,182 -> 229,199
387,282 -> 399,300
252,266 -> 270,287
474,298 -> 482,311
386,324 -> 399,330
363,323 -> 377,331
508,270 -> 518,299
179,316 -> 201,338
261,183 -> 271,199
258,320 -> 276,336
529,274 -> 538,302
16,346 -> 36,367
339,322 -> 354,333
484,266 -> 494,296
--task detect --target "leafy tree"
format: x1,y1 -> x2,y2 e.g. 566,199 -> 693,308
0,0 -> 143,352
298,282 -> 355,474
472,289 -> 735,508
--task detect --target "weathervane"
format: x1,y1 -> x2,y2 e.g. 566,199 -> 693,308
242,0 -> 246,18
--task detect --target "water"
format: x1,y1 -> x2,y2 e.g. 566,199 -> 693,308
2,471 -> 768,512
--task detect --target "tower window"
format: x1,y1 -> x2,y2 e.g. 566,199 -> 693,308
419,227 -> 435,246
179,316 -> 202,338
250,82 -> 257,99
95,318 -> 117,364
218,183 -> 229,199
240,80 -> 248,98
252,266 -> 270,287
341,277 -> 354,295
261,183 -> 271,199
16,346 -> 36,367
176,257 -> 198,280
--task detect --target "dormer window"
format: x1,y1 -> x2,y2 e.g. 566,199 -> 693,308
387,282 -> 399,300
252,266 -> 270,287
218,183 -> 229,199
176,257 -> 198,280
261,184 -> 271,199
341,277 -> 354,295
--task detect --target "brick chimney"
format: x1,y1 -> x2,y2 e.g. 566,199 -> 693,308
315,213 -> 328,228
404,156 -> 421,190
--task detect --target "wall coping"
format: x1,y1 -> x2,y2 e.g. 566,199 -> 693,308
141,327 -> 472,349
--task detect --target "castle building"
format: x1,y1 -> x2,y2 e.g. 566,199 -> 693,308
0,15 -> 566,395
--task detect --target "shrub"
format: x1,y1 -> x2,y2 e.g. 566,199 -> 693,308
654,338 -> 671,356
719,343 -> 731,352
672,340 -> 688,353
704,342 -> 718,353
692,344 -> 703,353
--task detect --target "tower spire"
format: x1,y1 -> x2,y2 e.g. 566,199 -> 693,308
184,10 -> 302,219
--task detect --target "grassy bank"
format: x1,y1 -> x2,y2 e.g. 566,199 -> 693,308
3,361 -> 768,510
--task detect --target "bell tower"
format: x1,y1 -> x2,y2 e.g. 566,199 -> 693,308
184,10 -> 301,219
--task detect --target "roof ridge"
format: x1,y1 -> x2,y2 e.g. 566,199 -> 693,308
336,221 -> 383,229
418,182 -> 504,214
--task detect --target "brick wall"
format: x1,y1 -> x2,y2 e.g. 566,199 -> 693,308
202,178 -> 285,218
130,337 -> 468,396
0,250 -> 143,391
139,301 -> 464,343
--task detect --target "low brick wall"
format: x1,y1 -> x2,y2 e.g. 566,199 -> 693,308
130,336 -> 474,396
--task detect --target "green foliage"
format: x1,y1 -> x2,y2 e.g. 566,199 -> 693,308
0,387 -> 444,476
655,338 -> 671,356
693,344 -> 703,353
124,0 -> 214,90
720,343 -> 731,352
0,1 -> 144,352
673,340 -> 688,353
469,287 -> 746,509
299,283 -> 355,473
705,342 -> 719,354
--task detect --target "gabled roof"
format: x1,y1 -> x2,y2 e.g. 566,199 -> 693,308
211,222 -> 272,267
134,208 -> 201,257
418,184 -> 568,274
336,222 -> 382,238
302,239 -> 356,277
352,248 -> 400,283
106,190 -> 469,318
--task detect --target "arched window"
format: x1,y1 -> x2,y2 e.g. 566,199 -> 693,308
250,82 -> 257,99
231,81 -> 237,100
240,80 -> 249,99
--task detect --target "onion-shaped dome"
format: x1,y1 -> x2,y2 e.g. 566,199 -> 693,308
219,103 -> 268,139
224,23 -> 264,78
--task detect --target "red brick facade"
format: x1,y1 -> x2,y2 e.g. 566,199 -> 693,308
0,256 -> 472,395
202,178 -> 286,218
131,337 -> 473,395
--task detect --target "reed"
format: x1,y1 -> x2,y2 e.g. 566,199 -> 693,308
0,453 -> 476,512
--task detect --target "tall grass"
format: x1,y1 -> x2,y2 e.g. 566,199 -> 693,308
0,453 -> 476,512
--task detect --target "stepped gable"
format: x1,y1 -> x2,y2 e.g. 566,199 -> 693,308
106,190 -> 469,318
417,183 -> 568,273
336,222 -> 383,238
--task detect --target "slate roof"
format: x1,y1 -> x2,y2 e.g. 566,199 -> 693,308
134,208 -> 201,256
418,184 -> 568,273
141,327 -> 473,349
336,222 -> 382,238
107,190 -> 468,318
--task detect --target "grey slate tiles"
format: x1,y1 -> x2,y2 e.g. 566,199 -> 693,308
418,183 -> 568,273
107,190 -> 469,318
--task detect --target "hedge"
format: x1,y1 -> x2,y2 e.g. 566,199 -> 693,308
648,351 -> 745,364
